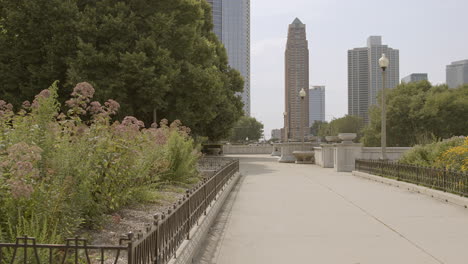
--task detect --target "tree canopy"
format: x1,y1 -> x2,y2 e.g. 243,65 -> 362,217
361,81 -> 468,147
316,115 -> 363,138
229,116 -> 264,142
0,0 -> 244,141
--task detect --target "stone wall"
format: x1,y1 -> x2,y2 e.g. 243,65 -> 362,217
222,144 -> 273,154
361,147 -> 412,160
314,145 -> 412,172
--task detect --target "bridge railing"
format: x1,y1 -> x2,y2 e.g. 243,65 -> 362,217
0,158 -> 239,264
355,159 -> 468,197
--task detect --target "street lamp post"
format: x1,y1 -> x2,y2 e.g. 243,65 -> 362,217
379,54 -> 389,160
299,88 -> 306,148
283,112 -> 288,142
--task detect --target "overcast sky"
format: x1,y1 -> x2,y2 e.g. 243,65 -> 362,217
250,0 -> 468,139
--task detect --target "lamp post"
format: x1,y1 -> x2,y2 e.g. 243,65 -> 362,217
379,54 -> 389,160
299,88 -> 306,147
283,111 -> 288,142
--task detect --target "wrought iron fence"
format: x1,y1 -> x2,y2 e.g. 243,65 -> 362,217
355,159 -> 468,197
0,158 -> 239,264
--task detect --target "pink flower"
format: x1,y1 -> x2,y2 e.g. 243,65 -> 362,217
71,82 -> 95,100
8,179 -> 34,199
32,89 -> 51,108
22,101 -> 31,109
88,101 -> 103,115
104,99 -> 120,115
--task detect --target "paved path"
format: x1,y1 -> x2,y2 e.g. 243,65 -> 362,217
195,155 -> 468,264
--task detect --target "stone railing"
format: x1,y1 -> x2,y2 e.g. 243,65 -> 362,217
222,144 -> 273,154
361,147 -> 412,160
313,144 -> 412,172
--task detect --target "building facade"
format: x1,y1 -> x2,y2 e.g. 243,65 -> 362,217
271,129 -> 282,141
207,0 -> 251,115
401,73 -> 428,84
348,36 -> 399,123
446,60 -> 468,89
284,18 -> 309,141
308,86 -> 325,127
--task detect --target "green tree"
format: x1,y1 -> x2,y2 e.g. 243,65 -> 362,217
0,0 -> 78,105
361,81 -> 468,147
0,0 -> 244,141
310,121 -> 327,136
229,116 -> 264,142
317,115 -> 362,138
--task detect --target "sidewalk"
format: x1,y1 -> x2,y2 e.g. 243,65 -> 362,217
195,155 -> 468,264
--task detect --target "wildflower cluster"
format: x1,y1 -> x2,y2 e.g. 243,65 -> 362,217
0,82 -> 200,244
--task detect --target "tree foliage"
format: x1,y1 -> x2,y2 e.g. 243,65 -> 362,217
0,0 -> 244,141
229,116 -> 264,142
316,115 -> 363,138
361,81 -> 468,147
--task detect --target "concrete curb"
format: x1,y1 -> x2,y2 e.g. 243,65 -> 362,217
168,172 -> 241,264
352,171 -> 468,209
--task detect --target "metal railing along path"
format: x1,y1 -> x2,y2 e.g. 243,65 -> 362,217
355,159 -> 468,197
0,158 -> 240,264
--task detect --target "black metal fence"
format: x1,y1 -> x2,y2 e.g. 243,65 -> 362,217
0,158 -> 240,264
355,159 -> 468,197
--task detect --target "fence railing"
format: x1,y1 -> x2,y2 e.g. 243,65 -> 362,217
0,158 -> 240,264
355,159 -> 468,197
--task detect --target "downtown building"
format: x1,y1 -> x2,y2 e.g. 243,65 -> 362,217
446,60 -> 468,89
309,86 -> 325,126
401,73 -> 428,84
271,129 -> 282,141
206,0 -> 251,116
348,36 -> 399,123
284,18 -> 309,141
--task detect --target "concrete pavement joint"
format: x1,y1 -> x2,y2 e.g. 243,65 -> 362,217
301,172 -> 445,264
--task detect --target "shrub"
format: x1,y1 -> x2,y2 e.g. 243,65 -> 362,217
0,82 -> 200,244
399,137 -> 465,168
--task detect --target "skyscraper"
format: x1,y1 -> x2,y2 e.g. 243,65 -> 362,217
446,60 -> 468,88
284,18 -> 309,141
206,0 -> 251,115
309,86 -> 325,126
402,73 -> 428,84
348,36 -> 399,123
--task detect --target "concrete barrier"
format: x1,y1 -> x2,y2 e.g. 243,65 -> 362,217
222,144 -> 273,154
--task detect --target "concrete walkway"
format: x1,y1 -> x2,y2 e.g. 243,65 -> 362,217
195,155 -> 468,264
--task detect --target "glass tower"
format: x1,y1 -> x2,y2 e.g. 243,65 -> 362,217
207,0 -> 251,116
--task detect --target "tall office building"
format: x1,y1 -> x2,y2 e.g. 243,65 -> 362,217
446,60 -> 468,89
348,36 -> 399,123
284,18 -> 309,141
309,86 -> 325,126
206,0 -> 251,115
402,73 -> 428,84
271,129 -> 282,140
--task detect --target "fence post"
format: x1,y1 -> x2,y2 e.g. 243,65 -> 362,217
127,232 -> 134,264
187,192 -> 191,240
396,163 -> 400,180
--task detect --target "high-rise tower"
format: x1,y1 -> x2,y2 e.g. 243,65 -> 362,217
284,18 -> 309,141
309,86 -> 325,127
348,36 -> 399,123
206,0 -> 251,116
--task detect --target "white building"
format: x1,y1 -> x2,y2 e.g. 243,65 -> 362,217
446,60 -> 468,89
308,86 -> 325,127
348,36 -> 399,123
402,73 -> 428,84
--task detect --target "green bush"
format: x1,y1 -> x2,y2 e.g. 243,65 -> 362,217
0,82 -> 200,244
399,137 -> 464,167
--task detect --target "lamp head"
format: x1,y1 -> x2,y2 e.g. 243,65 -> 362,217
379,53 -> 389,70
299,88 -> 306,99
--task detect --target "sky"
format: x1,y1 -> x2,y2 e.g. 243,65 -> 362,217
249,0 -> 468,139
